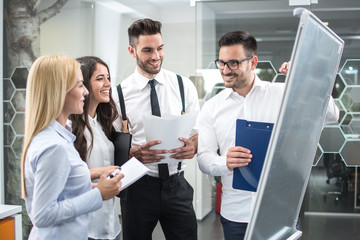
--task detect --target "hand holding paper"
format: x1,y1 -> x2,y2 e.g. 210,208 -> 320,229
130,140 -> 167,164
169,135 -> 197,160
143,111 -> 198,163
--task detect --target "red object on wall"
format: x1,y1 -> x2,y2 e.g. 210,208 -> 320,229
216,183 -> 222,214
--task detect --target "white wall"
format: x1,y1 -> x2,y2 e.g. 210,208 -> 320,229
40,1 -> 198,81
92,4 -> 136,86
196,3 -> 217,69
113,16 -> 136,84
40,2 -> 93,58
105,2 -> 198,84
160,3 -> 196,78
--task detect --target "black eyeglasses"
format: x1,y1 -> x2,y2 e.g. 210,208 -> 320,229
215,56 -> 253,70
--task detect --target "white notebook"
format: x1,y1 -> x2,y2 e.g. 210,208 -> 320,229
118,157 -> 149,191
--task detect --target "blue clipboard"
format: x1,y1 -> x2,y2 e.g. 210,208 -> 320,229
232,119 -> 274,192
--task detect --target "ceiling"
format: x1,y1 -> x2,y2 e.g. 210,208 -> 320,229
115,0 -> 360,64
201,0 -> 360,65
43,0 -> 360,65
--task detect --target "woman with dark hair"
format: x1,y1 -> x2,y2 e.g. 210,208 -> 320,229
69,56 -> 121,240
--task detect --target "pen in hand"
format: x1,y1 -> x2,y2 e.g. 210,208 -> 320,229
107,168 -> 122,179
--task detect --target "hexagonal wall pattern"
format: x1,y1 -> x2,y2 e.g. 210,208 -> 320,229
341,113 -> 360,136
274,74 -> 286,83
12,136 -> 24,158
3,79 -> 15,100
339,59 -> 360,86
313,145 -> 323,166
349,119 -> 360,134
4,65 -> 30,240
255,61 -> 277,82
3,102 -> 15,123
12,113 -> 25,135
10,67 -> 28,88
332,74 -> 345,99
319,127 -> 346,152
340,86 -> 360,112
341,140 -> 360,166
11,90 -> 26,112
4,125 -> 15,146
323,153 -> 344,172
335,100 -> 346,125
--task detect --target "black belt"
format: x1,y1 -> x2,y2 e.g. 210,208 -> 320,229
158,162 -> 182,181
145,171 -> 184,182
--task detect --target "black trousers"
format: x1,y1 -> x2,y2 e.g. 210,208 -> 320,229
120,172 -> 197,240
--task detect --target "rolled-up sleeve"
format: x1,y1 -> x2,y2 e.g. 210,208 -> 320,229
324,96 -> 339,124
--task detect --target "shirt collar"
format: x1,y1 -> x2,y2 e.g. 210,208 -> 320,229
248,74 -> 266,94
135,68 -> 164,90
50,120 -> 76,143
88,114 -> 98,126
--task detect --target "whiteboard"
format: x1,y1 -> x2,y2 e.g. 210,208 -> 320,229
245,8 -> 344,240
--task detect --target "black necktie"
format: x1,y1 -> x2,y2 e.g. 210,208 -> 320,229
149,79 -> 161,117
149,79 -> 169,180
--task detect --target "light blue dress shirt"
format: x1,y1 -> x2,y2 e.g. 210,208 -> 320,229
24,120 -> 103,240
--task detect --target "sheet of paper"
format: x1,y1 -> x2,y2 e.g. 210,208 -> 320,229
143,111 -> 198,163
119,157 -> 149,191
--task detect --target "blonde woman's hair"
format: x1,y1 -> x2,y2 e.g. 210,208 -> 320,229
21,55 -> 80,198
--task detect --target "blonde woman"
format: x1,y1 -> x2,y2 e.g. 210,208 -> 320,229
21,55 -> 123,240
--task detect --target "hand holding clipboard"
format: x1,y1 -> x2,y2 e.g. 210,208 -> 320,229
232,119 -> 274,192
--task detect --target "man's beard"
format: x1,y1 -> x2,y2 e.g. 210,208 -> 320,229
136,55 -> 162,76
222,73 -> 243,89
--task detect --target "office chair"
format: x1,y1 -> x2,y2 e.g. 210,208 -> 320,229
323,153 -> 351,203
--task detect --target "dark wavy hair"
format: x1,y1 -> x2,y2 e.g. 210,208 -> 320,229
70,56 -> 119,162
128,18 -> 162,47
218,31 -> 258,57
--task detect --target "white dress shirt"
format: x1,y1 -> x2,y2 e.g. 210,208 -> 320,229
113,68 -> 200,177
24,120 -> 103,240
197,75 -> 339,223
85,115 -> 121,239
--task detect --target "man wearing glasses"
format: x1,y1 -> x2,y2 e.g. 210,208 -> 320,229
197,31 -> 339,240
